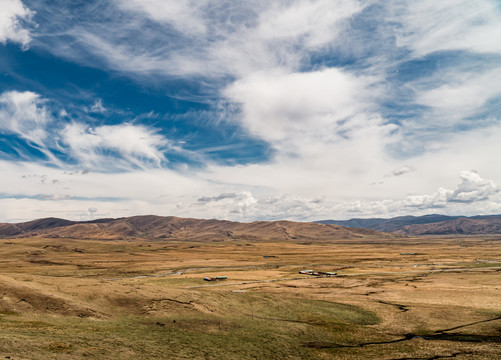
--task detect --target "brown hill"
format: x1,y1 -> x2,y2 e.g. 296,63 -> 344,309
0,217 -> 76,236
317,214 -> 501,235
396,216 -> 501,235
0,215 -> 392,241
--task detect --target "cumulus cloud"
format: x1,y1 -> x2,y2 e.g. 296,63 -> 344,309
397,171 -> 499,209
448,170 -> 498,203
224,68 -> 379,144
350,171 -> 499,214
191,191 -> 328,221
195,191 -> 257,219
221,68 -> 391,165
400,188 -> 451,210
0,0 -> 34,48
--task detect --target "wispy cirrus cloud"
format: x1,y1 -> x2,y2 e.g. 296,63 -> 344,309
392,0 -> 501,57
32,0 -> 368,78
117,0 -> 207,35
60,123 -> 168,170
0,90 -> 185,171
0,90 -> 50,145
88,99 -> 106,114
414,67 -> 501,125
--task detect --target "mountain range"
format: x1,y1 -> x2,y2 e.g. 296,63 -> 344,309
315,214 -> 501,235
2,213 -> 501,241
0,215 -> 386,241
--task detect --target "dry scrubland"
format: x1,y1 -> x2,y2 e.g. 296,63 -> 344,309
0,234 -> 500,359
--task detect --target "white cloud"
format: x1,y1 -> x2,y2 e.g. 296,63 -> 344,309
413,67 -> 501,125
188,191 -> 328,221
383,1 -> 501,155
401,170 -> 499,209
0,159 -> 207,222
38,0 -> 366,78
198,192 -> 246,205
0,90 -> 50,145
349,171 -> 499,215
393,0 -> 501,56
400,188 -> 451,210
0,0 -> 34,48
0,90 -> 179,171
194,191 -> 258,220
60,123 -> 168,170
89,99 -> 106,113
198,118 -> 501,220
2,151 -> 501,222
117,0 -> 207,35
448,170 -> 498,203
256,0 -> 365,49
224,68 -> 381,148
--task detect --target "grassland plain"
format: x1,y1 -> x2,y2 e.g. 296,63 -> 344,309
0,235 -> 501,359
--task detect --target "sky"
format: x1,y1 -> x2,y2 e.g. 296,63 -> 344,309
1,0 -> 501,223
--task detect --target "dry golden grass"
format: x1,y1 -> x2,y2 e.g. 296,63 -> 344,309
0,235 -> 500,359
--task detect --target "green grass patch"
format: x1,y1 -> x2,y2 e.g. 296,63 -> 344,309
0,291 -> 380,359
227,293 -> 379,327
0,313 -> 322,359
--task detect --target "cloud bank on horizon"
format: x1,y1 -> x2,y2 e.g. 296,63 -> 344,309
0,0 -> 501,222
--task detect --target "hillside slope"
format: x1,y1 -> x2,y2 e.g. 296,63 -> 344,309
316,214 -> 501,235
0,215 -> 392,241
396,216 -> 501,235
316,215 -> 461,232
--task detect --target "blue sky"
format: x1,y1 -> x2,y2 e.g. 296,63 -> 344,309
1,0 -> 501,222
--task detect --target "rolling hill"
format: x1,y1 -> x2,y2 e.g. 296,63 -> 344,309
4,213 -> 500,239
0,215 -> 391,241
316,214 -> 501,235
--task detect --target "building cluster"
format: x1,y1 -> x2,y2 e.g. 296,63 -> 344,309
299,270 -> 337,277
203,276 -> 228,281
